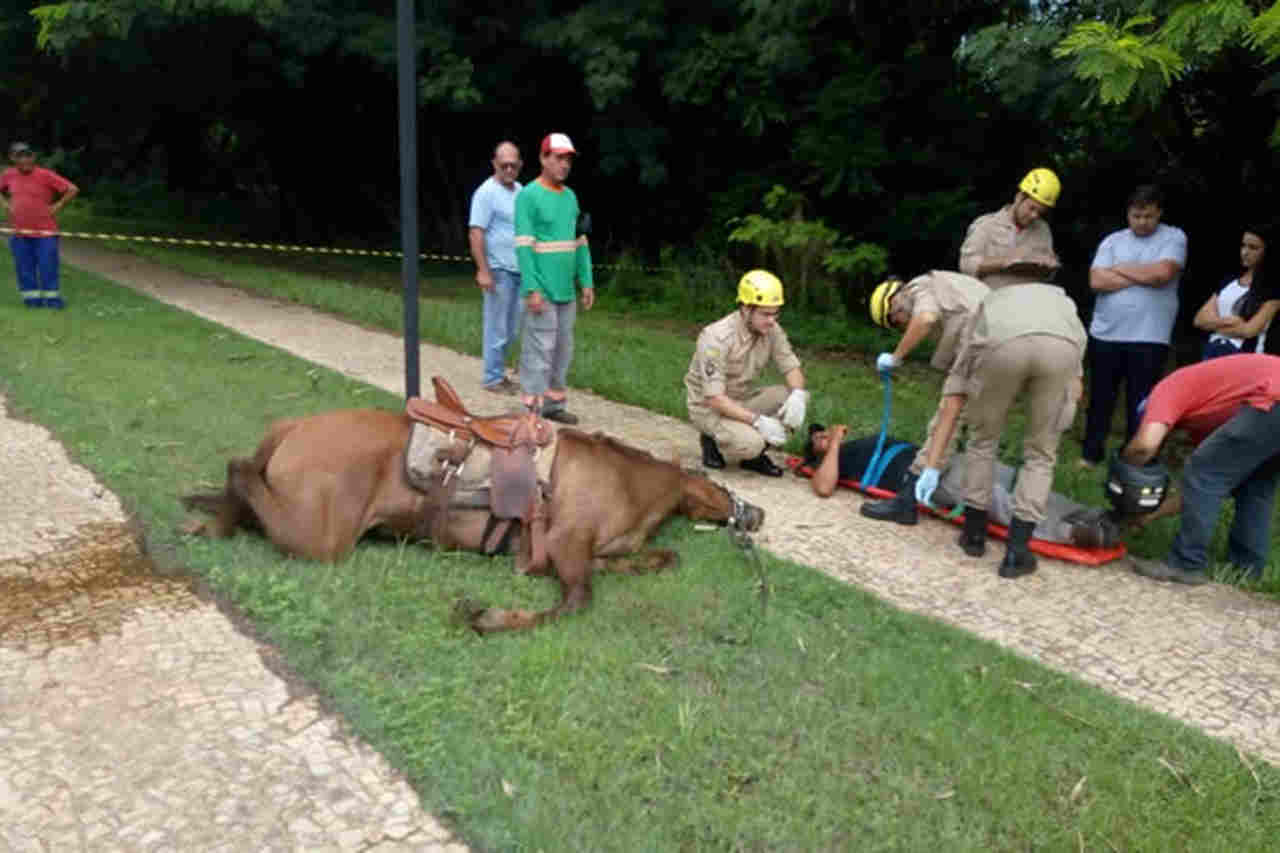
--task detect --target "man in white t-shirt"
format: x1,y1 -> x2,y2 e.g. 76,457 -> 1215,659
1080,184 -> 1187,467
468,141 -> 524,394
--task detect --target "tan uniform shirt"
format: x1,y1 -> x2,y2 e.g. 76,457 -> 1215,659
958,205 -> 1055,289
945,283 -> 1086,395
685,310 -> 802,410
894,271 -> 989,371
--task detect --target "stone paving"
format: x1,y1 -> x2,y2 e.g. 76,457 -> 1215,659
1,387 -> 467,845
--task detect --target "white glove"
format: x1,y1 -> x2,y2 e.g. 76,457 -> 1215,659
777,388 -> 810,430
915,467 -> 941,507
753,414 -> 788,447
876,352 -> 900,375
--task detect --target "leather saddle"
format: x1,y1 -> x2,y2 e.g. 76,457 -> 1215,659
406,376 -> 554,451
406,376 -> 553,567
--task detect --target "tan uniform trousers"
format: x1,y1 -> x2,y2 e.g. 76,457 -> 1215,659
689,385 -> 790,462
910,400 -> 965,477
962,335 -> 1080,523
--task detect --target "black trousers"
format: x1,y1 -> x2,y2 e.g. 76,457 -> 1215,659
1081,337 -> 1169,464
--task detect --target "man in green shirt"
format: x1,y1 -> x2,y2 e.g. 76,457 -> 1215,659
514,132 -> 595,424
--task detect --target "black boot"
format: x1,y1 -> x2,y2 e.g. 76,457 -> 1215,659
999,517 -> 1038,579
740,451 -> 783,477
700,434 -> 726,469
957,506 -> 987,557
859,472 -> 919,525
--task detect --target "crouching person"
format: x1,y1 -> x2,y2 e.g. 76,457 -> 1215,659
915,283 -> 1087,578
686,270 -> 809,477
1121,353 -> 1280,585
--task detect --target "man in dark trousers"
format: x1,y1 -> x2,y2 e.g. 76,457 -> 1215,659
1121,353 -> 1280,585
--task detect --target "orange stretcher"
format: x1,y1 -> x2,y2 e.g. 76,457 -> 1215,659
785,456 -> 1127,566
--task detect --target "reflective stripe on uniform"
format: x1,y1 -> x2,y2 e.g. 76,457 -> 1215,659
532,239 -> 580,254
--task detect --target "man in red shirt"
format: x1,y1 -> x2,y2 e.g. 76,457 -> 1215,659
1121,353 -> 1280,584
0,142 -> 78,308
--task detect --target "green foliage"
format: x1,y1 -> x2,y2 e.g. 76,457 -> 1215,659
1250,1 -> 1280,61
1053,17 -> 1187,107
728,185 -> 886,312
31,0 -> 286,51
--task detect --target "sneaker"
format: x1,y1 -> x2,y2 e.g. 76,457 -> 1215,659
541,408 -> 580,425
739,452 -> 783,477
1131,556 -> 1209,585
484,377 -> 519,396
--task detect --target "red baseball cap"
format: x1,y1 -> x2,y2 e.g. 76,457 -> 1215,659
540,133 -> 576,155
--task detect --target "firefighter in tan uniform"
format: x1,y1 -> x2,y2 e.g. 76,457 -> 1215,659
959,168 -> 1061,289
915,282 -> 1086,578
859,270 -> 988,524
686,270 -> 808,477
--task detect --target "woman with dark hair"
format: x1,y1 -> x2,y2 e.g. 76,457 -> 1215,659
1193,227 -> 1280,359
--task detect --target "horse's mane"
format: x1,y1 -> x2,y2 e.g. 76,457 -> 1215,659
562,428 -> 682,470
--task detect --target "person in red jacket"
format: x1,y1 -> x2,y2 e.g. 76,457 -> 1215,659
0,142 -> 78,308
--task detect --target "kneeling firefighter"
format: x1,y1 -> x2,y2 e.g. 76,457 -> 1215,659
685,270 -> 810,477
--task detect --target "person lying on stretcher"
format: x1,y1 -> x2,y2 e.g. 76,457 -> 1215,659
802,424 -> 1121,549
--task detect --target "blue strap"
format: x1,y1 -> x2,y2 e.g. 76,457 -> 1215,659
864,441 -> 910,489
860,373 -> 893,487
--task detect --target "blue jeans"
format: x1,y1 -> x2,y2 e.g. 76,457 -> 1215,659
1168,404 -> 1280,574
482,269 -> 523,386
10,236 -> 60,306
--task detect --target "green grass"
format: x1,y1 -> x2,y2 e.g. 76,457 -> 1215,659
2,257 -> 1279,849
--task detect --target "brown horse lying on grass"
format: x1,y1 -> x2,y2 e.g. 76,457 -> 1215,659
182,408 -> 764,633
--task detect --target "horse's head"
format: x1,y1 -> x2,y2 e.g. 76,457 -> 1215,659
679,469 -> 764,531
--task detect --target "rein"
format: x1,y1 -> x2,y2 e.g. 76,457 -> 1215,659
724,487 -> 769,635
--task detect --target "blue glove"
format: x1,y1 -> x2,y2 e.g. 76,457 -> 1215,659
914,467 -> 941,507
875,352 -> 900,375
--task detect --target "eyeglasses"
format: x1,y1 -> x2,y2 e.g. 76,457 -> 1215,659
497,162 -> 521,170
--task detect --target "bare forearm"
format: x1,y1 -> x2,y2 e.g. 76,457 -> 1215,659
893,313 -> 937,362
783,367 -> 805,390
51,186 -> 78,214
924,396 -> 965,470
467,229 -> 490,274
1109,261 -> 1179,287
706,394 -> 758,425
1090,268 -> 1133,292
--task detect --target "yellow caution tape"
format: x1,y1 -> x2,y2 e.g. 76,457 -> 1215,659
0,226 -> 676,273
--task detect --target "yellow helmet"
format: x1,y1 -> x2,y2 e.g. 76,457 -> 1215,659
737,269 -> 785,307
1019,168 -> 1061,208
869,277 -> 903,329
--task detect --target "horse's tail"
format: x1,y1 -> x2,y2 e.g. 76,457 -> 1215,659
181,491 -> 229,515
181,486 -> 261,536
